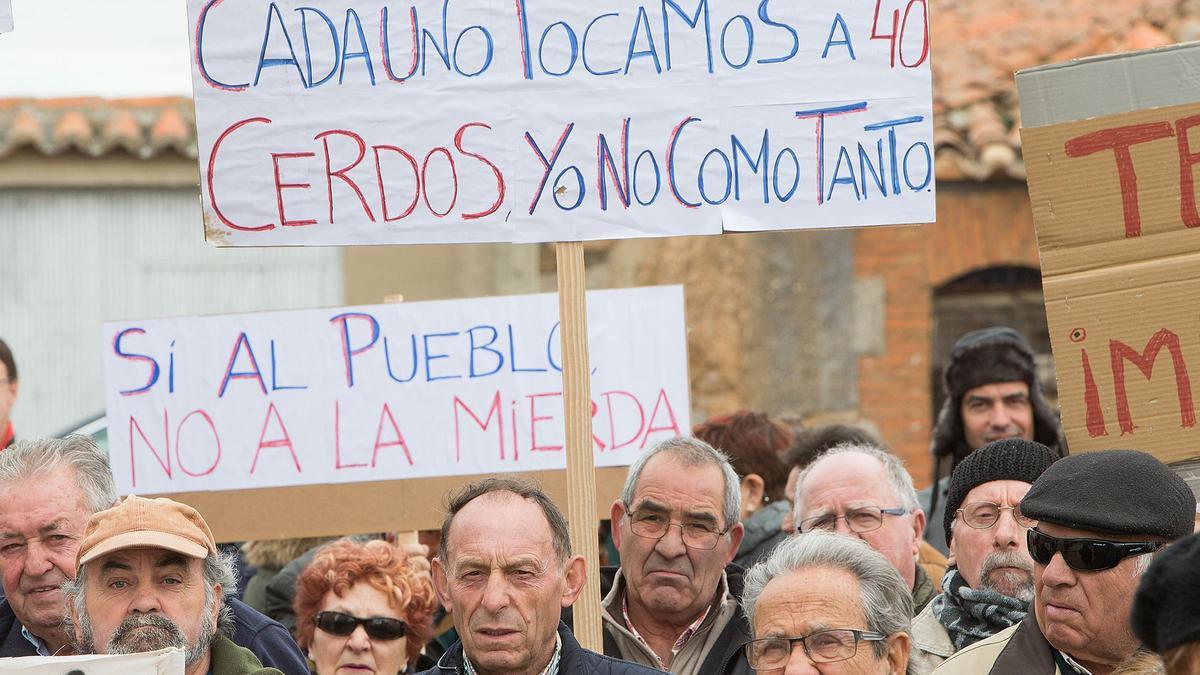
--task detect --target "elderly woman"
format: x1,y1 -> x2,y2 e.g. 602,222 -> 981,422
742,530 -> 913,674
294,538 -> 437,675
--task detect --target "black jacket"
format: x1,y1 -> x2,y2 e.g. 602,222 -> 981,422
416,622 -> 660,675
592,564 -> 753,675
0,597 -> 307,675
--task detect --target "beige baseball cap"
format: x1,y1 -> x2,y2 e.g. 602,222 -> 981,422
77,495 -> 218,566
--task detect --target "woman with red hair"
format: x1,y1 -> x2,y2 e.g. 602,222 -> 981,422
294,538 -> 437,674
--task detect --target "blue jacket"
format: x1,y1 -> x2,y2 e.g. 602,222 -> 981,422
417,622 -> 660,675
0,597 -> 307,675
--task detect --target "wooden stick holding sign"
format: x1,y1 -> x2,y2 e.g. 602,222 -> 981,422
555,241 -> 602,651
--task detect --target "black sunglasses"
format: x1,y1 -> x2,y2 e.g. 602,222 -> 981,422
314,611 -> 407,641
1027,528 -> 1165,572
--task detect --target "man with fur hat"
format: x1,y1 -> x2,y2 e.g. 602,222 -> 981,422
923,327 -> 1066,554
932,450 -> 1196,675
910,438 -> 1058,673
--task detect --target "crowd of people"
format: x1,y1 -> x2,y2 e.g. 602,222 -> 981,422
0,326 -> 1198,675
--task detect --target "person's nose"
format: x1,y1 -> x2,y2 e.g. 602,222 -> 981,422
129,583 -> 162,613
1039,551 -> 1076,587
480,571 -> 511,614
989,404 -> 1014,430
346,625 -> 371,652
782,643 -> 821,675
22,541 -> 54,578
653,522 -> 688,558
833,516 -> 858,539
993,509 -> 1023,549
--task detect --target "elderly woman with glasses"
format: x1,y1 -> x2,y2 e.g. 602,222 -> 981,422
294,538 -> 437,675
742,530 -> 913,674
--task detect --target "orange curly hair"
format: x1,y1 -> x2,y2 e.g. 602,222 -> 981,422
293,538 -> 437,666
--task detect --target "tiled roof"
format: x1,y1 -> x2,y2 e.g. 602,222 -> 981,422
0,97 -> 196,159
932,0 -> 1191,181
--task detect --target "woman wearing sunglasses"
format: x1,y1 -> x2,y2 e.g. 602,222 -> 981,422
294,538 -> 437,675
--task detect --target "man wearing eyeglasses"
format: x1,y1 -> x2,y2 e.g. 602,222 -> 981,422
61,495 -> 282,675
602,437 -> 753,674
932,450 -> 1196,675
909,438 -> 1058,672
792,444 -> 937,614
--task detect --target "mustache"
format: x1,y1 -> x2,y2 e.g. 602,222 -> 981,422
108,613 -> 187,654
980,550 -> 1034,582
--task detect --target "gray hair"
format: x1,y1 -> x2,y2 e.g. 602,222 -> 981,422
743,530 -> 914,660
62,549 -> 239,655
0,436 -> 117,513
620,436 -> 741,529
440,477 -> 572,566
793,443 -> 920,524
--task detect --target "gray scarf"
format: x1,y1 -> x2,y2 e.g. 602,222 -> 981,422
931,568 -> 1028,650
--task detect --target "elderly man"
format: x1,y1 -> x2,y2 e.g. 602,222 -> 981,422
422,477 -> 658,675
910,438 -> 1058,672
603,437 -> 752,673
923,327 -> 1066,554
742,530 -> 912,674
62,495 -> 281,675
0,338 -> 17,450
0,437 -> 305,672
933,450 -> 1196,675
793,443 -> 941,614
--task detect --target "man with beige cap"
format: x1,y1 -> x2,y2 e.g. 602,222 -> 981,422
62,495 -> 282,675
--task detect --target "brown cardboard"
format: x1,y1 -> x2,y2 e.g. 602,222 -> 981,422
1020,99 -> 1200,464
159,467 -> 629,542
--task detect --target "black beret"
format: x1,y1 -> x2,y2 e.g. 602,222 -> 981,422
944,438 -> 1058,544
1021,450 -> 1195,540
944,327 -> 1037,402
1131,533 -> 1200,654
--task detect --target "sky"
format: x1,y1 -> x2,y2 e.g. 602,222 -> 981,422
0,0 -> 192,97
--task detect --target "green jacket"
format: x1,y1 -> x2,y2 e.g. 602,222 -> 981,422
211,633 -> 286,675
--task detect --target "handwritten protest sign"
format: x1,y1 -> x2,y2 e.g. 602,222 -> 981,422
187,0 -> 935,245
101,286 -> 688,496
2,648 -> 184,675
1019,46 -> 1200,464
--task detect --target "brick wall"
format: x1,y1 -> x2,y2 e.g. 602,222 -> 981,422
855,182 -> 1042,486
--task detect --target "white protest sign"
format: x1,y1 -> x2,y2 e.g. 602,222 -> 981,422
187,0 -> 934,245
0,0 -> 12,34
0,648 -> 185,675
101,286 -> 688,496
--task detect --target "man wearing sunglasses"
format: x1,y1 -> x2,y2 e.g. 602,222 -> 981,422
61,495 -> 282,675
910,438 -> 1058,672
933,449 -> 1196,675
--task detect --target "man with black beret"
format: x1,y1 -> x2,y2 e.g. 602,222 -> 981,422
934,449 -> 1195,675
922,327 -> 1067,554
910,438 -> 1058,672
1130,532 -> 1200,670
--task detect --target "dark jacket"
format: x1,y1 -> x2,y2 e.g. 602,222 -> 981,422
0,597 -> 306,675
416,622 -> 660,675
733,501 -> 789,569
596,564 -> 753,675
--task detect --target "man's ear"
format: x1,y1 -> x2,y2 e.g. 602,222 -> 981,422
610,500 -> 626,550
560,555 -> 587,608
910,509 -> 926,557
724,522 -> 745,566
885,631 -> 911,675
431,557 -> 451,608
740,474 -> 765,516
208,581 -> 224,630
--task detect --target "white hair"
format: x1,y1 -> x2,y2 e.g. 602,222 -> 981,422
793,443 -> 921,525
621,436 -> 742,529
0,436 -> 117,513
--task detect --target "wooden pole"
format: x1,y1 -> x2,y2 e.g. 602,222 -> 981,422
555,241 -> 602,651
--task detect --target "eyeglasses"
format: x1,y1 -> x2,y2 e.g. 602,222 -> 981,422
1026,528 -> 1165,572
956,502 -> 1036,530
744,629 -> 888,668
797,506 -> 909,534
314,611 -> 407,641
624,504 -> 731,550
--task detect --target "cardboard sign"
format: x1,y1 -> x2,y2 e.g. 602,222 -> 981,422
187,0 -> 935,245
1019,46 -> 1200,464
1,648 -> 185,675
101,286 -> 688,496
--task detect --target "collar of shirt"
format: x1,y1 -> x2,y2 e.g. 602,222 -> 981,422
20,624 -> 50,657
1052,649 -> 1093,675
463,631 -> 561,675
621,591 -> 712,671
